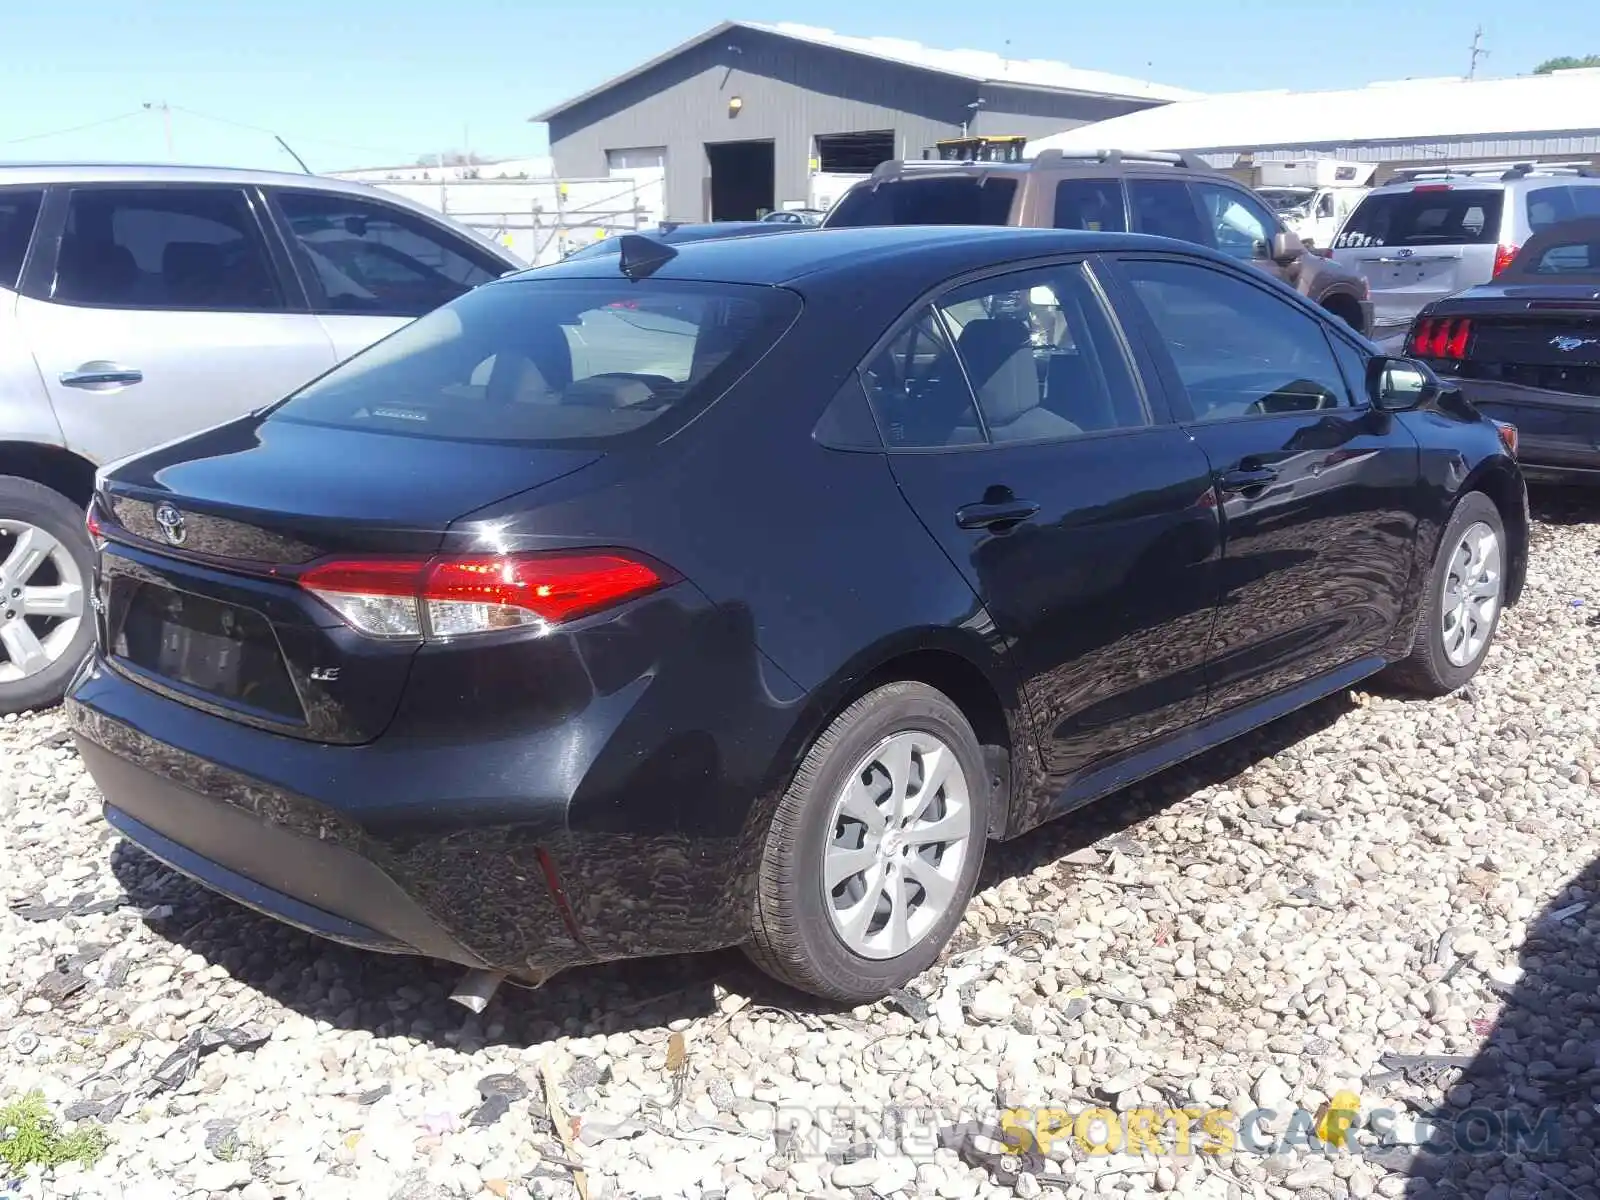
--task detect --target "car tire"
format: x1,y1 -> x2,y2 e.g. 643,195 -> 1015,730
744,681 -> 990,1003
1382,490 -> 1506,698
0,476 -> 95,716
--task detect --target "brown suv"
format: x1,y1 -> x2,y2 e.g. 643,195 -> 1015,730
823,149 -> 1374,336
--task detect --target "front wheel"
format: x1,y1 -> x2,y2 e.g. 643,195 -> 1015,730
1383,490 -> 1506,697
743,682 -> 990,1003
0,476 -> 95,715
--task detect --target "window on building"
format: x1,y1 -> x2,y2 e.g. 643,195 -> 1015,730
606,147 -> 666,173
816,131 -> 896,175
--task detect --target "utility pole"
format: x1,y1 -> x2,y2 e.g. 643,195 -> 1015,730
143,101 -> 174,158
1467,26 -> 1489,79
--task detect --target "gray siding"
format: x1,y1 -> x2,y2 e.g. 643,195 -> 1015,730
547,29 -> 1171,219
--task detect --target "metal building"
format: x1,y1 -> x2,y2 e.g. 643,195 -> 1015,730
530,21 -> 1194,223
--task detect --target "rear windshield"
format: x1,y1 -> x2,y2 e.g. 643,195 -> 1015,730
267,278 -> 800,446
825,177 -> 1017,227
1333,188 -> 1504,249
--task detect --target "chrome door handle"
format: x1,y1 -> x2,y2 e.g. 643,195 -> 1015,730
60,362 -> 143,389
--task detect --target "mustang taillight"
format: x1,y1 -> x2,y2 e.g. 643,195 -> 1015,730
298,552 -> 672,640
1406,315 -> 1474,361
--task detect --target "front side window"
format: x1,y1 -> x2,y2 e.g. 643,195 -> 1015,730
268,278 -> 800,446
1122,258 -> 1350,421
1053,179 -> 1126,232
1192,183 -> 1275,261
1333,188 -> 1504,249
936,263 -> 1147,442
0,188 -> 43,290
53,187 -> 283,310
275,190 -> 502,317
824,177 -> 1017,228
1128,179 -> 1206,246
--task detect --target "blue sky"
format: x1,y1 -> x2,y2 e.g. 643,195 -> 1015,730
4,0 -> 1598,171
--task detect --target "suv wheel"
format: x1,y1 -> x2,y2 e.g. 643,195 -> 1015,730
1383,491 -> 1505,697
0,477 -> 95,715
744,681 -> 989,1002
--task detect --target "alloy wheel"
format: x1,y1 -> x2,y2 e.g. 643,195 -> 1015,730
0,520 -> 87,685
822,730 -> 973,960
1439,520 -> 1501,668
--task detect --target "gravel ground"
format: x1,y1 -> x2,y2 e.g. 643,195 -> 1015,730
3,490 -> 1598,1200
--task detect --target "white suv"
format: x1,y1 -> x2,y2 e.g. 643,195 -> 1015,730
0,165 -> 522,712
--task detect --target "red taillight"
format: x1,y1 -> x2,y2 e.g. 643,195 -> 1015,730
1406,316 -> 1473,360
298,552 -> 671,640
1492,244 -> 1519,277
86,503 -> 102,541
1412,184 -> 1452,192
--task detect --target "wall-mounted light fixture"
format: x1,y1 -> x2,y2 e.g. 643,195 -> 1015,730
728,96 -> 744,117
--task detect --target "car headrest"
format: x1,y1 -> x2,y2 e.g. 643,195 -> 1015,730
955,318 -> 1038,427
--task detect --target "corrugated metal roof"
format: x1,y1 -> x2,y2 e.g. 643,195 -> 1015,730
529,20 -> 1196,123
1027,69 -> 1600,157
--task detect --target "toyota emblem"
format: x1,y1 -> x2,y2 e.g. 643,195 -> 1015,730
153,503 -> 187,546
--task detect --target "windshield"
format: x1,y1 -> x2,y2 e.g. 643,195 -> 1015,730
1258,187 -> 1313,214
824,177 -> 1018,227
1333,188 -> 1504,249
268,278 -> 800,446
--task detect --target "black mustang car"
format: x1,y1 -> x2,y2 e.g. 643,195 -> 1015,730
1406,216 -> 1600,484
70,226 -> 1527,1004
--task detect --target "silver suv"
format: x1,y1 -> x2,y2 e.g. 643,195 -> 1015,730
0,164 -> 521,713
1330,161 -> 1600,345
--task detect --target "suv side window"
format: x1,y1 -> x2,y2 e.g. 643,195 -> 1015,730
1127,179 -> 1207,246
1121,258 -> 1350,421
273,190 -> 502,317
1192,182 -> 1276,261
1573,186 -> 1600,218
861,307 -> 983,448
0,188 -> 43,291
936,263 -> 1148,442
1526,185 -> 1578,233
1052,179 -> 1127,232
53,187 -> 284,311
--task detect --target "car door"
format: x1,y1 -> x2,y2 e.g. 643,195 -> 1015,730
866,258 -> 1221,803
1104,253 -> 1422,713
264,187 -> 509,361
14,183 -> 337,467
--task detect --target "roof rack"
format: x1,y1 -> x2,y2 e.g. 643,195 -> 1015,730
1389,160 -> 1600,183
870,147 -> 1215,180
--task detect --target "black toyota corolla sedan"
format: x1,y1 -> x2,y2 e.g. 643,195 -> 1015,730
69,226 -> 1528,1004
1404,216 -> 1600,485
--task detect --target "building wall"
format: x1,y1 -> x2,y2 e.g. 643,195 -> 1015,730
547,28 -> 1167,219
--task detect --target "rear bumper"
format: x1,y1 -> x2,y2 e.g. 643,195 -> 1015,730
1450,377 -> 1600,484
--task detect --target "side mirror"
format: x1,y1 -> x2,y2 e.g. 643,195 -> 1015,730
1366,355 -> 1442,412
1271,229 -> 1304,264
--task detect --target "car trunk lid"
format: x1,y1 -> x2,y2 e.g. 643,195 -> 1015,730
94,417 -> 601,743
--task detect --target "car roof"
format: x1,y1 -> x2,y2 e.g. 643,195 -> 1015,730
512,225 -> 1212,291
0,161 -> 420,195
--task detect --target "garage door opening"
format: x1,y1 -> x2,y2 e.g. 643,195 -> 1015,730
706,140 -> 775,221
816,131 -> 896,175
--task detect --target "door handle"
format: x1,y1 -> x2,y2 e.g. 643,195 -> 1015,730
59,362 -> 143,389
1217,466 -> 1278,494
956,499 -> 1040,530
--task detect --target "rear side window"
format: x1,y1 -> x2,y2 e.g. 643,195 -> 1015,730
275,190 -> 503,317
267,279 -> 800,446
0,188 -> 42,290
1128,179 -> 1207,245
1526,238 -> 1600,275
1526,186 -> 1578,232
1332,189 -> 1504,249
53,187 -> 284,310
825,177 -> 1017,227
1053,179 -> 1126,232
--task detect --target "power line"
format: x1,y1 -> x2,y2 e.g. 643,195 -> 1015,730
2,110 -> 145,146
170,105 -> 423,164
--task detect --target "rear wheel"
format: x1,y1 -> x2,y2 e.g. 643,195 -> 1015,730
1383,491 -> 1505,697
0,477 -> 94,715
744,681 -> 989,1003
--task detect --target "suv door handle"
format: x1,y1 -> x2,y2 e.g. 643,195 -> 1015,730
956,499 -> 1040,530
60,362 -> 143,390
1217,466 -> 1278,493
